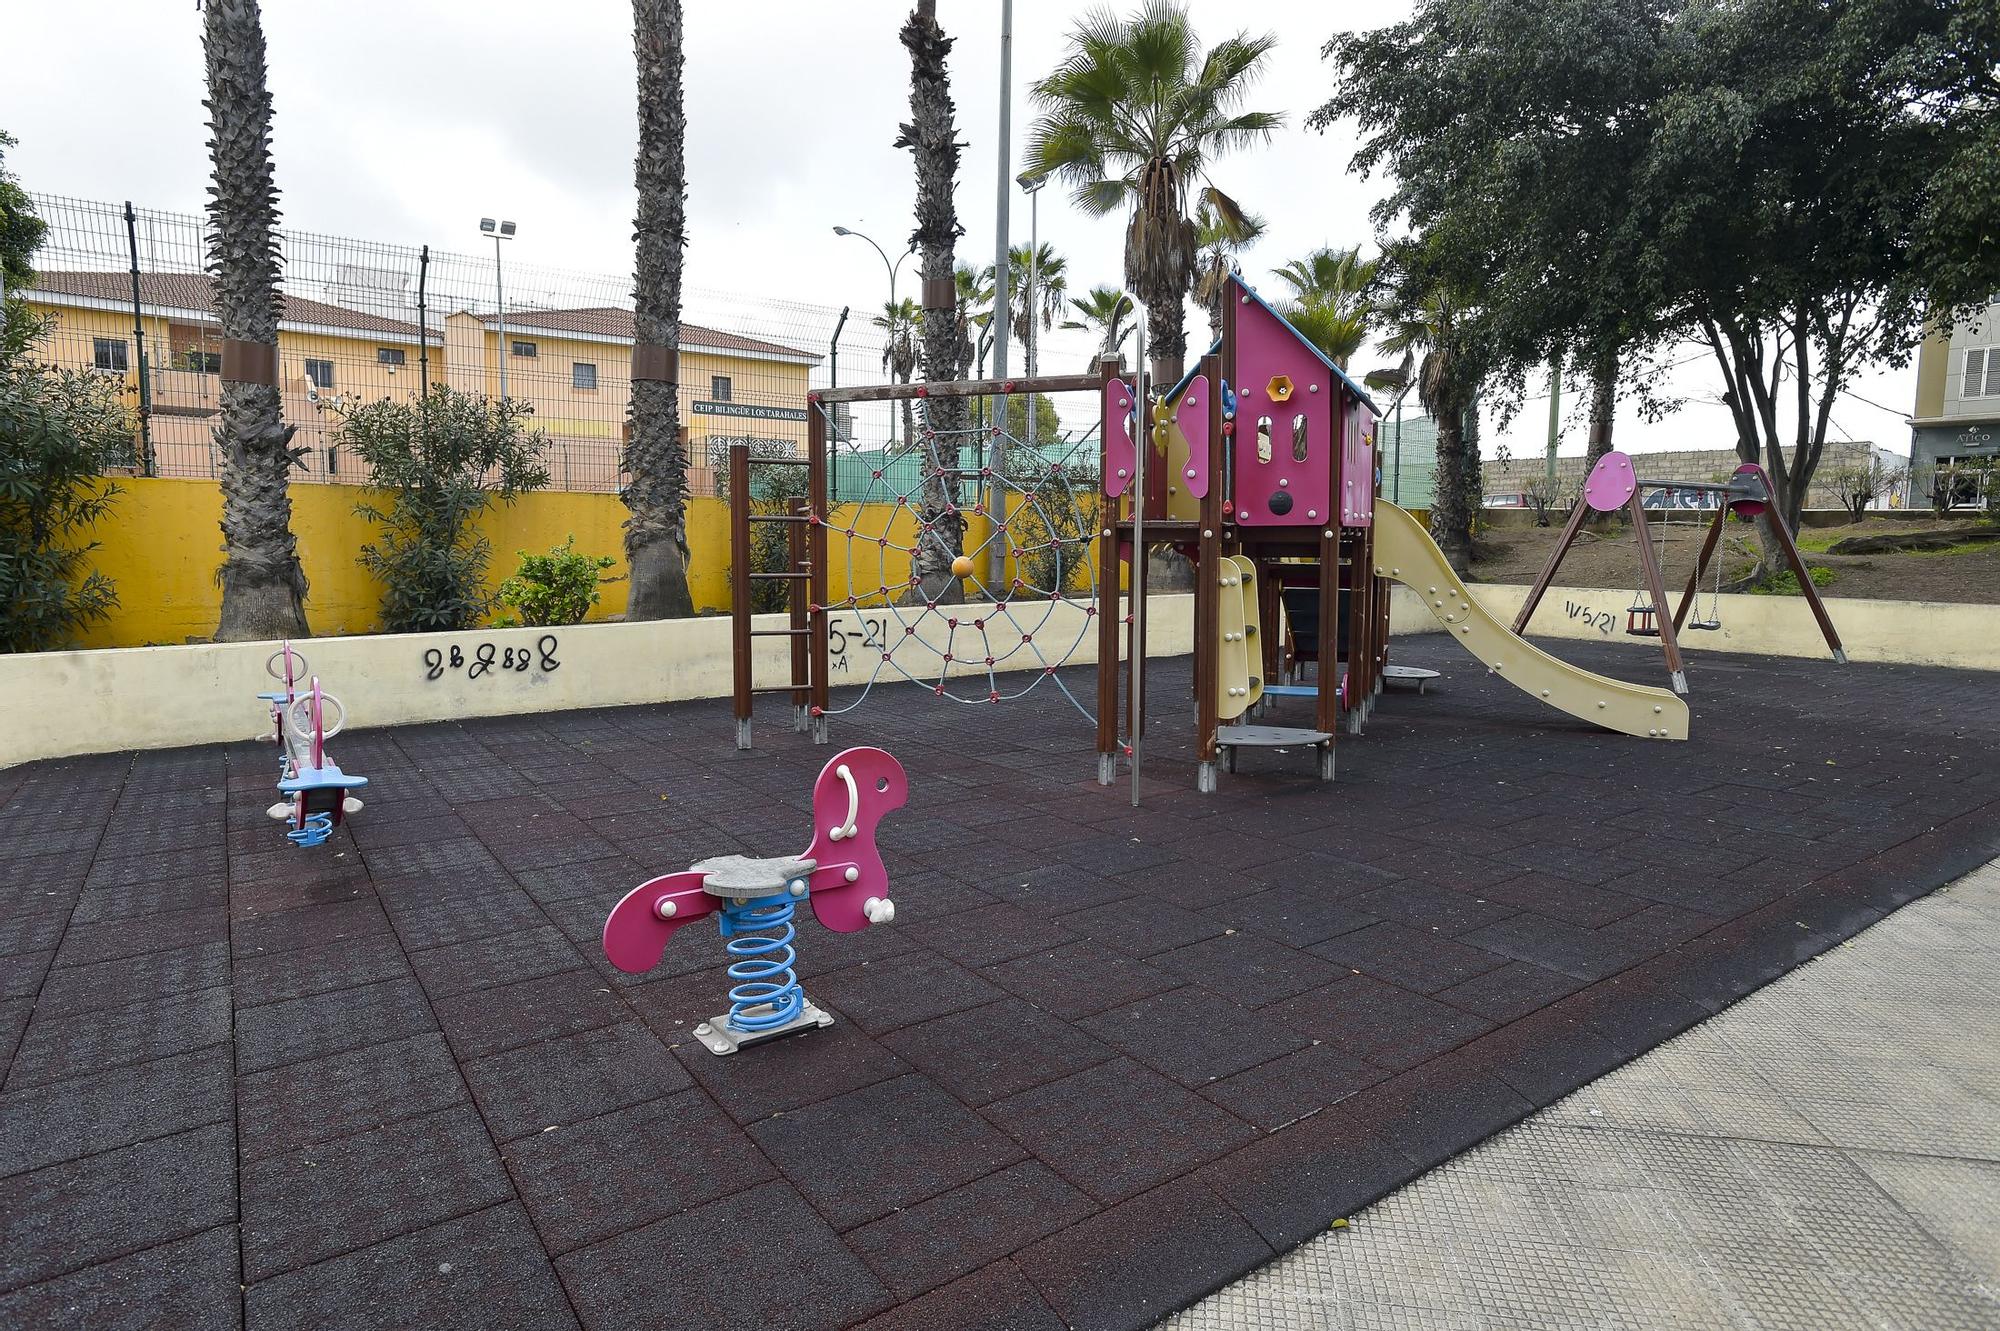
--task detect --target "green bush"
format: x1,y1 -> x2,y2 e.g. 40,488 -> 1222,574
1751,564 -> 1836,596
495,538 -> 614,627
341,386 -> 550,632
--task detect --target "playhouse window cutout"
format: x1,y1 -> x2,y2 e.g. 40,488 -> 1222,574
1292,413 -> 1309,462
1256,416 -> 1273,463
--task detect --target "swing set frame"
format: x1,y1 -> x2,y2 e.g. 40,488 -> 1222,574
1512,452 -> 1846,695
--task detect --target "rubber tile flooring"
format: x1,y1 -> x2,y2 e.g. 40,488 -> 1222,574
1,637 -> 1996,1331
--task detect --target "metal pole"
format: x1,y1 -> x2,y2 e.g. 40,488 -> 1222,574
1544,361 -> 1561,481
123,202 -> 155,476
991,0 -> 1012,384
417,244 -> 430,401
1130,305 -> 1146,808
1393,396 -> 1403,504
828,304 -> 848,503
494,235 -> 507,401
1026,191 -> 1038,446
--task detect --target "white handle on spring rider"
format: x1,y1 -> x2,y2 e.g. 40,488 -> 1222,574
829,763 -> 860,841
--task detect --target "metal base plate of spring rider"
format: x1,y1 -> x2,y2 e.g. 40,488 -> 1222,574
600,747 -> 908,1058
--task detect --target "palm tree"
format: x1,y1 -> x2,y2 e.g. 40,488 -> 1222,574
954,261 -> 994,379
1272,244 -> 1379,368
1027,1 -> 1279,383
1063,286 -> 1136,364
872,297 -> 920,453
623,0 -> 694,619
1192,199 -> 1263,344
1377,283 -> 1483,573
202,0 -> 308,640
989,243 -> 1068,366
894,0 -> 971,603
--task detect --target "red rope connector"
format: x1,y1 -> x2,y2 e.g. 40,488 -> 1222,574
989,690 -> 1001,702
810,705 -> 825,717
1001,380 -> 1015,393
916,385 -> 930,398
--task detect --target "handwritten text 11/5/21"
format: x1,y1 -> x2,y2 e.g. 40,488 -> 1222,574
423,635 -> 562,682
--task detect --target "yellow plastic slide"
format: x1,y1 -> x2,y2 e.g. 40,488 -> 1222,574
1370,501 -> 1689,740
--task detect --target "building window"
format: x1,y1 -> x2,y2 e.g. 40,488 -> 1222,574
183,350 -> 221,373
92,338 -> 129,373
304,358 -> 334,389
511,339 -> 537,358
711,374 -> 733,401
573,362 -> 598,390
377,347 -> 406,366
1964,348 -> 2000,399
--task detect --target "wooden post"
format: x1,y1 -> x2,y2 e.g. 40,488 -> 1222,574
729,443 -> 753,749
1760,504 -> 1847,660
787,495 -> 810,728
808,405 -> 831,742
1511,496 -> 1594,635
1627,490 -> 1688,693
1095,357 -> 1122,784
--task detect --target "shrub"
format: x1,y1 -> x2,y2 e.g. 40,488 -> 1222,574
494,538 -> 614,627
1751,564 -> 1836,596
341,386 -> 550,632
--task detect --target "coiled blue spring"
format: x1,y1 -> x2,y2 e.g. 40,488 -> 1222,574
718,896 -> 803,1033
287,811 -> 334,848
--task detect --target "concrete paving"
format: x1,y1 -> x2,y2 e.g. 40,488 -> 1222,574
1163,858 -> 2000,1330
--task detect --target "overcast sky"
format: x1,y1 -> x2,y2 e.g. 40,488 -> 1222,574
4,0 -> 1915,461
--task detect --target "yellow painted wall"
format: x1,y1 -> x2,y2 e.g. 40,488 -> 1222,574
1914,331 -> 1950,419
69,478 -> 1105,648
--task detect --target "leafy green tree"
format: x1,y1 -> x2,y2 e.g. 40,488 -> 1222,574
1271,244 -> 1381,368
202,0 -> 310,640
624,0 -> 696,620
1027,1 -> 1280,382
873,296 -> 920,454
342,387 -> 550,632
0,131 -> 45,290
987,243 -> 1068,364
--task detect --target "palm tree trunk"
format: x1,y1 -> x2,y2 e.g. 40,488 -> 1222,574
1429,406 -> 1474,574
897,0 -> 968,605
623,0 -> 695,620
204,0 -> 308,641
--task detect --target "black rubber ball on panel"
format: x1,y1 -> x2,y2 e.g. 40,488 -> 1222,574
1268,490 -> 1294,515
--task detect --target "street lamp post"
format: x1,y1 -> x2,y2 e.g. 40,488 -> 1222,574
1009,170 -> 1050,592
832,225 -> 914,444
479,217 -> 516,399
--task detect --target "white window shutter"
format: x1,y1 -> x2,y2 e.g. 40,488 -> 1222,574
1987,348 -> 2000,397
1970,348 -> 1989,398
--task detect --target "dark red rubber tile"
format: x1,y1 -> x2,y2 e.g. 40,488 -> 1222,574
1080,986 -> 1309,1087
847,1260 -> 1064,1331
1198,1041 -> 1389,1130
235,976 -> 435,1075
53,904 -> 227,968
1458,911 -> 1653,982
503,1088 -> 775,1255
847,1160 -> 1093,1300
232,897 -> 394,960
1014,1175 -> 1273,1331
1340,1052 -> 1538,1172
0,1123 -> 236,1290
748,1073 -> 1025,1230
1310,920 -> 1510,994
557,1181 -> 890,1331
69,876 -> 230,927
409,925 -> 586,999
463,1022 -> 691,1142
1151,930 -> 1345,1006
383,888 -> 550,952
238,1033 -> 464,1163
982,940 -> 1181,1019
982,864 -> 1141,917
242,1104 -> 512,1280
0,1224 -> 240,1331
432,967 -> 626,1061
880,997 -> 1115,1106
983,1058 -> 1256,1204
810,950 -> 1006,1036
1265,975 -> 1493,1072
1347,880 -> 1516,936
1061,897 -> 1229,957
244,1203 -> 578,1331
904,902 -> 1079,969
1198,1106 -> 1412,1248
232,932 -> 413,1008
0,1047 -> 234,1177
1435,960 -> 1587,1023
7,985 -> 231,1088
668,1017 -> 912,1124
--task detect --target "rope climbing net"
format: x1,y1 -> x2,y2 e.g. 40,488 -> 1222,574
805,395 -> 1104,722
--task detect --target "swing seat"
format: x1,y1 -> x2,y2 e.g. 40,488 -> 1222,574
1687,617 -> 1721,632
1625,606 -> 1660,637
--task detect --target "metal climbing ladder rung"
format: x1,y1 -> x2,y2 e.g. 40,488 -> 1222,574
730,438 -> 830,750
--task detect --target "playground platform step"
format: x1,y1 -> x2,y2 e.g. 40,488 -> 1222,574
1216,724 -> 1332,748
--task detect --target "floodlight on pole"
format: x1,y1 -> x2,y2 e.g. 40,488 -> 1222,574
481,217 -> 516,399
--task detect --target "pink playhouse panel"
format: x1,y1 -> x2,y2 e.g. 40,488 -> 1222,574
1341,400 -> 1375,527
1231,291 -> 1338,527
1103,377 -> 1137,499
1175,374 -> 1211,499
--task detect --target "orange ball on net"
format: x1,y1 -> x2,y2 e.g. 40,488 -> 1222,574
951,555 -> 975,578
